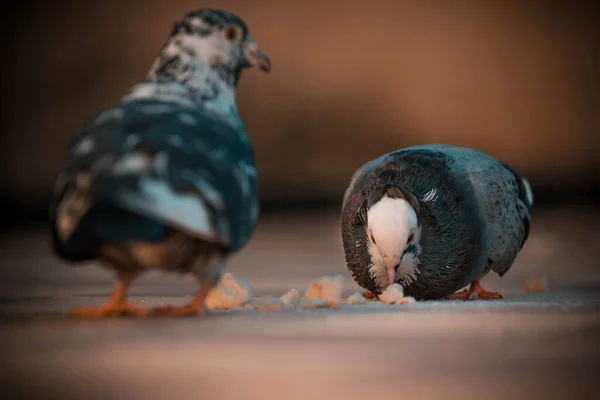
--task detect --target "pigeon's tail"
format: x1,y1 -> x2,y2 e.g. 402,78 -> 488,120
50,148 -> 229,262
50,171 -> 169,263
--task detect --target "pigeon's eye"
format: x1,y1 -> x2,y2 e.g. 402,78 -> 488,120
407,229 -> 415,243
224,26 -> 241,42
370,231 -> 376,244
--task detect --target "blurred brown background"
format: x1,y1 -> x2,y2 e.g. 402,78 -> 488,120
2,0 -> 599,231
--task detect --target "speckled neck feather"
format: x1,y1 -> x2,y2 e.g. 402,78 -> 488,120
122,46 -> 239,127
121,10 -> 249,129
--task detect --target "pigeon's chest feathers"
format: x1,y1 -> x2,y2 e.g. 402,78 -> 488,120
367,239 -> 388,290
367,235 -> 423,291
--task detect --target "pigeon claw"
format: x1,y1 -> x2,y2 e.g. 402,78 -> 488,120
149,275 -> 216,317
66,272 -> 147,318
66,304 -> 148,318
444,279 -> 504,301
150,304 -> 207,317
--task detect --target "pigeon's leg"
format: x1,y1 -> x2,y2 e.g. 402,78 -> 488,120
444,278 -> 504,300
150,276 -> 217,317
151,255 -> 225,317
66,271 -> 147,318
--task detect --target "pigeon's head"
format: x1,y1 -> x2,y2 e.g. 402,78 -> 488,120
168,9 -> 271,83
366,186 -> 422,288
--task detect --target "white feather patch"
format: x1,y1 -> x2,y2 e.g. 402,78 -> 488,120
112,153 -> 152,175
366,195 -> 422,290
73,138 -> 95,155
117,175 -> 226,245
395,250 -> 421,286
522,178 -> 534,205
423,188 -> 438,202
93,108 -> 125,126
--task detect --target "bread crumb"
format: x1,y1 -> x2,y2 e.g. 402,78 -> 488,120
397,296 -> 416,305
205,272 -> 253,310
302,274 -> 344,308
524,275 -> 549,293
379,283 -> 406,304
299,298 -> 326,309
280,288 -> 300,306
251,296 -> 284,312
303,282 -> 321,300
320,275 -> 344,308
346,292 -> 367,305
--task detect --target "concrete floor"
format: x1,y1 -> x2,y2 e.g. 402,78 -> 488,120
0,208 -> 599,400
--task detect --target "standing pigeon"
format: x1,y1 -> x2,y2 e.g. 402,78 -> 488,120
341,144 -> 533,300
49,9 -> 271,317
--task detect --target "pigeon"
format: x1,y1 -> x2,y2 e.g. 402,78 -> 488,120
341,144 -> 533,300
49,8 -> 271,318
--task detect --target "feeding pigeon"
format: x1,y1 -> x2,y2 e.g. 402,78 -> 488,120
341,144 -> 533,300
49,8 -> 271,317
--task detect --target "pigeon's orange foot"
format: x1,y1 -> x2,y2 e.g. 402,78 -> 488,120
149,274 -> 216,317
362,291 -> 378,300
150,304 -> 207,317
445,279 -> 504,301
66,304 -> 148,318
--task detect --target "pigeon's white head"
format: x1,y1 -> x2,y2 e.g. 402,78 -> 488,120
124,9 -> 270,119
156,9 -> 270,85
366,187 -> 422,289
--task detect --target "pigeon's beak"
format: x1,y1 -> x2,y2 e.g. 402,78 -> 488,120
383,256 -> 400,286
243,40 -> 271,72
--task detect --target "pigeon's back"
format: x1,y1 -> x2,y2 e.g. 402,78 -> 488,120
409,145 -> 533,276
50,99 -> 258,262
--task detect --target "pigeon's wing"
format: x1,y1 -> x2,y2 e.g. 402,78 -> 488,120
465,158 -> 532,276
50,99 -> 257,261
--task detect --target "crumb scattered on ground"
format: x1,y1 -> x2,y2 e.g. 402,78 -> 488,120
204,273 -> 419,313
303,282 -> 321,300
205,272 -> 253,310
379,283 -> 407,304
302,274 -> 344,308
398,296 -> 417,305
299,298 -> 326,309
524,275 -> 549,293
280,288 -> 300,306
346,292 -> 367,305
251,296 -> 284,312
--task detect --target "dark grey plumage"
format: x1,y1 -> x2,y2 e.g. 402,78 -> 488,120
49,8 -> 270,317
51,100 -> 257,258
341,144 -> 533,300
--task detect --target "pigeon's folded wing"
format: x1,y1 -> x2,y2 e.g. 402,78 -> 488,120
467,162 -> 531,276
51,100 -> 258,258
